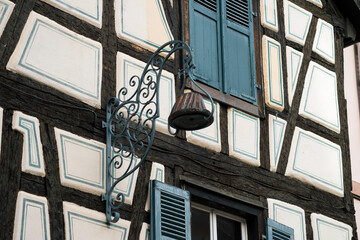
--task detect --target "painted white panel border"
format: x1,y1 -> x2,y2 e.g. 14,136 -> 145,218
312,19 -> 335,64
55,128 -> 139,204
187,99 -> 221,152
41,0 -> 103,28
311,213 -> 352,240
260,0 -> 278,32
13,191 -> 51,240
0,0 -> 15,37
268,199 -> 307,240
286,46 -> 303,106
307,0 -> 323,8
55,127 -> 106,196
139,222 -> 150,240
115,0 -> 173,53
7,11 -> 103,108
145,162 -> 165,211
63,201 -> 130,240
286,127 -> 343,197
284,0 -> 312,46
0,107 -> 3,157
262,35 -> 284,111
12,111 -> 45,177
116,52 -> 175,135
299,61 -> 340,133
269,114 -> 287,172
228,108 -> 260,166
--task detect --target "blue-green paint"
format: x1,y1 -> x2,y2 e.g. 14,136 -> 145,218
264,0 -> 277,28
53,0 -> 100,22
120,0 -> 173,50
60,134 -> 105,189
191,98 -> 219,143
316,218 -> 350,240
122,59 -> 174,125
19,18 -> 101,100
267,40 -> 284,107
303,65 -> 340,130
232,109 -> 259,160
155,168 -> 164,181
111,155 -> 138,197
20,198 -> 48,240
18,117 -> 41,168
0,2 -> 10,25
314,22 -> 335,61
273,119 -> 285,168
290,51 -> 302,90
292,131 -> 343,191
67,211 -> 127,239
287,4 -> 311,42
273,203 -> 305,240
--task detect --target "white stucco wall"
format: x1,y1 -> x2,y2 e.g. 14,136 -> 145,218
344,45 -> 360,184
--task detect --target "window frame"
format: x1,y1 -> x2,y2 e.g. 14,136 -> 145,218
184,0 -> 264,118
192,203 -> 249,240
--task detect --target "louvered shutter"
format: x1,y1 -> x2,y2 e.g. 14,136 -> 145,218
189,0 -> 221,90
150,180 -> 191,240
223,0 -> 256,102
266,219 -> 294,240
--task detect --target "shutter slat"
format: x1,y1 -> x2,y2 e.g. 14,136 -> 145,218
226,0 -> 250,28
150,180 -> 191,240
267,219 -> 294,240
195,0 -> 217,12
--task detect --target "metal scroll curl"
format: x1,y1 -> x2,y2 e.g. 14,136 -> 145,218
101,40 -> 214,223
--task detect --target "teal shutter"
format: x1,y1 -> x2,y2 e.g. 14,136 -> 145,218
150,180 -> 191,240
223,0 -> 256,102
266,219 -> 294,240
189,0 -> 221,89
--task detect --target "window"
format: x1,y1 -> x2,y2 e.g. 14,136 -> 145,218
192,204 -> 248,240
189,0 -> 257,103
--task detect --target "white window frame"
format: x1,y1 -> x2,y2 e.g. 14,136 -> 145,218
192,203 -> 248,240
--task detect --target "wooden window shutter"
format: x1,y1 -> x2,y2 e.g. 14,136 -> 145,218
189,0 -> 222,90
223,0 -> 256,102
266,219 -> 294,240
150,180 -> 191,240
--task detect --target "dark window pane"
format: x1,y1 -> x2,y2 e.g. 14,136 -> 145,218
216,215 -> 242,240
191,208 -> 211,240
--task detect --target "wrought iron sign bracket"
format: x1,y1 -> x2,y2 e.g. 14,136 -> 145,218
101,40 -> 214,223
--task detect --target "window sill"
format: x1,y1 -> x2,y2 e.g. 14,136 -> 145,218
189,81 -> 264,118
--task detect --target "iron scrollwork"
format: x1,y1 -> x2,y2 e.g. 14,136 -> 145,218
101,40 -> 214,223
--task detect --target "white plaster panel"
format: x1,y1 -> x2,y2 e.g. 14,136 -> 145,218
268,199 -> 307,240
286,127 -> 343,197
299,61 -> 340,133
13,191 -> 50,240
286,46 -> 303,106
116,52 -> 175,135
115,0 -> 173,52
262,35 -> 284,111
7,12 -> 102,108
63,201 -> 130,240
145,162 -> 165,211
12,111 -> 45,177
187,99 -> 221,152
355,199 -> 360,239
284,0 -> 312,46
0,107 -> 3,157
306,0 -> 323,8
55,128 -> 138,204
269,115 -> 287,172
139,223 -> 150,240
0,0 -> 14,37
41,0 -> 102,28
311,213 -> 352,240
313,19 -> 335,63
228,108 -> 260,166
260,0 -> 278,32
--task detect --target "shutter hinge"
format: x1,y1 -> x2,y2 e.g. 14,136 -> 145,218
255,84 -> 261,90
252,12 -> 257,17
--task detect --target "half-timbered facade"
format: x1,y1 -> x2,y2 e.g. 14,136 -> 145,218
0,0 -> 359,239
